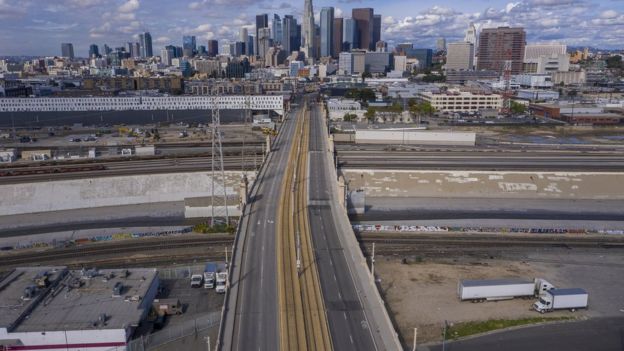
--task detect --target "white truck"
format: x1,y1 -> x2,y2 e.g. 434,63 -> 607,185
533,288 -> 588,313
190,272 -> 203,288
215,264 -> 228,294
203,263 -> 218,289
458,278 -> 554,302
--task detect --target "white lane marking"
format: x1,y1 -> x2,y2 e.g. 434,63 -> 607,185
343,312 -> 347,320
350,335 -> 354,344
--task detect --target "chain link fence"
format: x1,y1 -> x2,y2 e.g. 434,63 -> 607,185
158,265 -> 205,280
127,312 -> 221,351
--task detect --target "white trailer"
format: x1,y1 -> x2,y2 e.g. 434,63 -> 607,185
533,288 -> 588,313
459,278 -> 535,301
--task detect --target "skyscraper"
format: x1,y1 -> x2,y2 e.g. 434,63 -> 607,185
272,14 -> 282,45
282,15 -> 298,54
61,43 -> 74,59
256,14 -> 269,58
333,17 -> 343,58
352,8 -> 374,51
103,44 -> 112,55
247,35 -> 254,56
257,27 -> 271,60
207,40 -> 219,56
302,0 -> 315,60
445,42 -> 474,71
161,46 -> 175,65
183,35 -> 197,57
132,42 -> 140,58
465,23 -> 477,46
436,37 -> 446,52
89,44 -> 100,58
373,14 -> 381,48
139,32 -> 153,57
477,27 -> 526,74
240,28 -> 248,55
320,7 -> 334,58
343,18 -> 356,52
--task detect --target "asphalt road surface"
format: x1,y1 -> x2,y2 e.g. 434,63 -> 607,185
308,103 -> 378,350
222,106 -> 300,351
422,317 -> 624,351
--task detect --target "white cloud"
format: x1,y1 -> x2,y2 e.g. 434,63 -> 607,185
117,0 -> 139,13
600,10 -> 618,19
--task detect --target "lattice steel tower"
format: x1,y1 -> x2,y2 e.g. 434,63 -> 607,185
210,93 -> 229,224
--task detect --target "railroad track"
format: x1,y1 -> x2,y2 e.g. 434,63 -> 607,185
276,102 -> 332,351
0,236 -> 234,267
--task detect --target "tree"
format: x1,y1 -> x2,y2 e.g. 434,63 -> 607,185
343,113 -> 356,122
365,107 -> 376,122
510,101 -> 526,115
361,71 -> 372,82
606,55 -> 623,69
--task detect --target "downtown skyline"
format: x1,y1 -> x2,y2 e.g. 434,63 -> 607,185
0,0 -> 623,56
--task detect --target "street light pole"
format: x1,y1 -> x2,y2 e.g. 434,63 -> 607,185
412,327 -> 418,351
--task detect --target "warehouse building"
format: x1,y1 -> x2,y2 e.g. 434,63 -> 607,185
0,266 -> 159,351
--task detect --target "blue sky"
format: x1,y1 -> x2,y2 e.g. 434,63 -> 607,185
0,0 -> 623,56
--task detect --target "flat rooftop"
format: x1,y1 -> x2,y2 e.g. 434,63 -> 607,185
0,267 -> 67,332
0,267 -> 158,332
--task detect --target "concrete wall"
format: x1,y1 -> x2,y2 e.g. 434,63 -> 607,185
0,171 -> 255,216
0,328 -> 126,351
355,130 -> 476,146
342,169 -> 624,199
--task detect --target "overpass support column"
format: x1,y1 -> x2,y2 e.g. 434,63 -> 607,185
265,134 -> 272,155
337,175 -> 347,209
239,174 -> 249,207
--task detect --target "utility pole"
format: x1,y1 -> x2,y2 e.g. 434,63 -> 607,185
442,320 -> 448,351
412,327 -> 418,351
225,246 -> 229,267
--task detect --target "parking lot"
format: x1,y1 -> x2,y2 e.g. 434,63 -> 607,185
375,246 -> 624,346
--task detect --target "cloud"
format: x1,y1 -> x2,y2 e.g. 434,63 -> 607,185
117,0 -> 139,13
600,10 -> 618,19
0,0 -> 29,19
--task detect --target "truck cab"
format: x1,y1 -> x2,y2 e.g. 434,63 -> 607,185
533,295 -> 553,313
190,274 -> 203,288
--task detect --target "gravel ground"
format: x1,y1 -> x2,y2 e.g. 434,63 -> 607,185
375,248 -> 624,347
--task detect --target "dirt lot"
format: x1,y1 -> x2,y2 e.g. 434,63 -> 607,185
375,248 -> 624,346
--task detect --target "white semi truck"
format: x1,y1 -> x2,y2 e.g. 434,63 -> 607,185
533,288 -> 588,313
215,263 -> 228,294
458,278 -> 554,302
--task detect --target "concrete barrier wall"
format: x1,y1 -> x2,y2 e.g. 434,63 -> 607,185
0,171 -> 255,216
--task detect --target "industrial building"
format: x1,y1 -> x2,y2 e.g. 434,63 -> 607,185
0,267 -> 159,351
418,90 -> 502,112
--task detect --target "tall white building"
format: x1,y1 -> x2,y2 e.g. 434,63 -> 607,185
524,44 -> 570,74
445,42 -> 474,71
464,23 -> 477,46
302,0 -> 316,61
464,23 -> 478,67
339,52 -> 354,75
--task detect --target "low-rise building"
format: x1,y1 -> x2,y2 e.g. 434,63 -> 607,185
0,267 -> 159,351
418,89 -> 502,112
